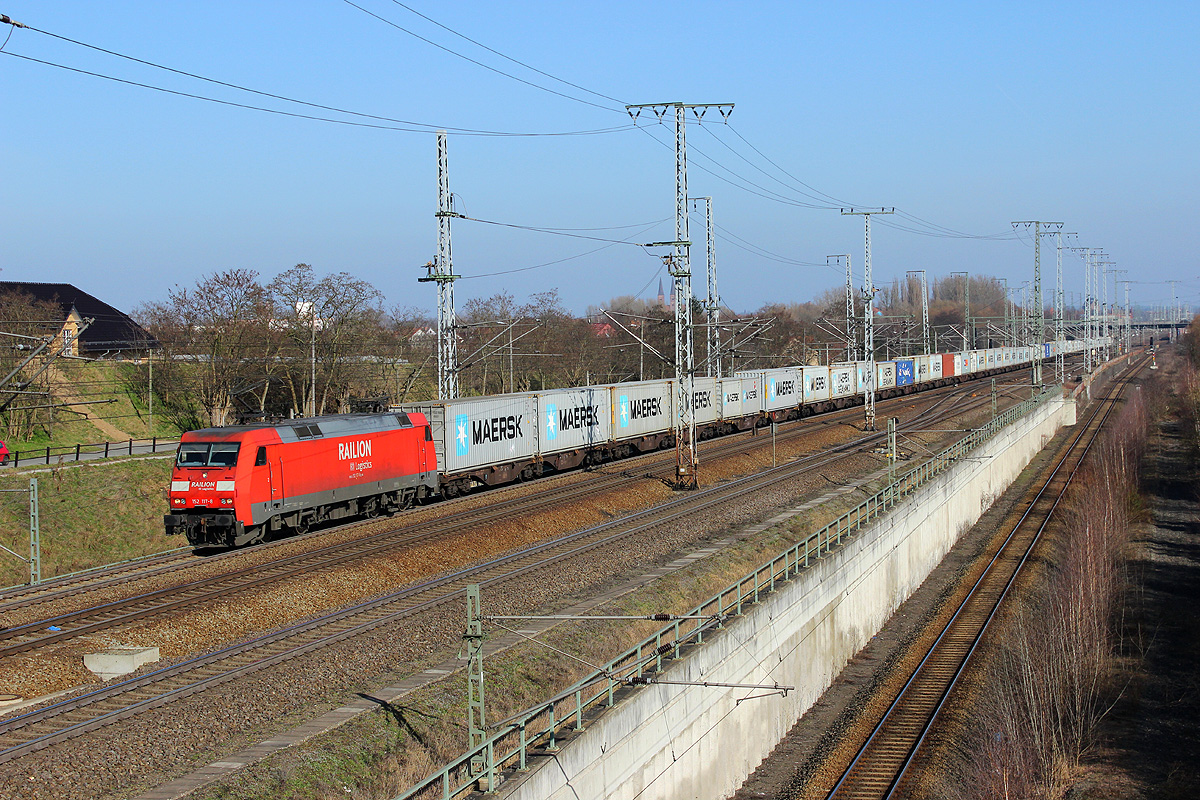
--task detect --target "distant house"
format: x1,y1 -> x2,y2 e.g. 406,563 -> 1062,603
0,281 -> 156,357
409,325 -> 436,341
590,322 -> 616,338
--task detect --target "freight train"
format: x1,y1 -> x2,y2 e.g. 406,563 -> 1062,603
164,339 -> 1104,547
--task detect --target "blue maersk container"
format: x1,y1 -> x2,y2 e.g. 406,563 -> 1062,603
895,359 -> 915,386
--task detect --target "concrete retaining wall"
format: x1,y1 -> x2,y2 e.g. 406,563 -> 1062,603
499,395 -> 1076,800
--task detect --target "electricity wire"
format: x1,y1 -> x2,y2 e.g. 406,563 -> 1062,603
459,221 -> 668,280
1,23 -> 633,137
384,0 -> 627,108
340,0 -> 624,114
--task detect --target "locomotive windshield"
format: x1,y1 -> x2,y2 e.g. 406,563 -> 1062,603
177,442 -> 241,467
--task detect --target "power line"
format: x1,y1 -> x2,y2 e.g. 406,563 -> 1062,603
0,21 -> 633,137
458,214 -> 671,246
459,222 -> 668,280
340,0 -> 624,113
384,0 -> 627,108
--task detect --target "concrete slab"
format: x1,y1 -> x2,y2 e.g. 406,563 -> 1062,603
84,646 -> 160,680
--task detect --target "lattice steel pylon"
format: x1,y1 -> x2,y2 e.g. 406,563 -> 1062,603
951,271 -> 970,350
908,270 -> 930,355
1068,246 -> 1097,372
628,102 -> 733,489
1109,268 -> 1128,353
1117,279 -> 1132,354
842,208 -> 893,430
1099,261 -> 1114,359
419,131 -> 461,400
831,254 -> 855,361
691,196 -> 721,378
1013,221 -> 1063,386
1054,232 -> 1077,382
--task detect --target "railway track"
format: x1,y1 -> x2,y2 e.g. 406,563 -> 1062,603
823,356 -> 1146,800
0,379 -> 998,654
0,382 -> 998,763
0,362 -> 1057,615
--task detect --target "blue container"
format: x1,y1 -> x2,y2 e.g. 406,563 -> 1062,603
895,359 -> 915,386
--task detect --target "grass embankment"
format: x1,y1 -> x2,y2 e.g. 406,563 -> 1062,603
0,457 -> 177,587
5,358 -> 180,456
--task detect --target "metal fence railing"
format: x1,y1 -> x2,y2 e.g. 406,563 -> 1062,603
2,437 -> 180,468
397,386 -> 1063,800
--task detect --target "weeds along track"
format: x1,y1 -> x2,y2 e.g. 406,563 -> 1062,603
823,356 -> 1147,800
0,386 -> 996,763
0,377 -> 998,652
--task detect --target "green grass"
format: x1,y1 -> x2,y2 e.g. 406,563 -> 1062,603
4,359 -> 182,455
0,457 -> 178,587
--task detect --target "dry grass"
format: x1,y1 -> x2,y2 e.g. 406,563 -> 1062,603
0,457 -> 176,587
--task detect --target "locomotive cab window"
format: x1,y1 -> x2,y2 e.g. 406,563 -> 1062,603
254,446 -> 267,466
209,443 -> 241,467
176,442 -> 242,467
177,443 -> 210,467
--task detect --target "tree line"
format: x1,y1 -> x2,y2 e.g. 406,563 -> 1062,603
2,266 -> 1045,438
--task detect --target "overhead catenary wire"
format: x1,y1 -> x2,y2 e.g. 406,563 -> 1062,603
459,221 -> 669,280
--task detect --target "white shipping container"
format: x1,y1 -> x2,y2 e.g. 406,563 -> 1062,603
538,387 -> 612,456
915,355 -> 932,383
611,380 -> 674,440
719,375 -> 761,419
855,361 -> 874,394
405,394 -> 538,475
830,365 -> 856,398
802,366 -> 831,403
762,368 -> 801,412
876,361 -> 897,389
691,377 -> 719,426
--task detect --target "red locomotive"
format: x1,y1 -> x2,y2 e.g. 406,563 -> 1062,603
164,412 -> 438,547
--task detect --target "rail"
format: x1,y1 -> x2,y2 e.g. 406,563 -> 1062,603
1,437 -> 180,468
396,385 -> 1065,800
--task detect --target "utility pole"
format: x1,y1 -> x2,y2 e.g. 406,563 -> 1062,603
1109,269 -> 1127,353
998,278 -> 1010,346
1095,261 -> 1115,360
831,254 -> 854,360
1068,246 -> 1099,373
628,102 -> 733,489
419,130 -> 461,400
463,584 -> 494,788
147,349 -> 154,434
951,271 -> 970,350
841,207 -> 894,430
1012,221 -> 1063,386
309,306 -> 317,416
1117,279 -> 1132,354
1053,232 -> 1076,382
907,270 -> 930,355
1168,279 -> 1180,340
691,196 -> 721,378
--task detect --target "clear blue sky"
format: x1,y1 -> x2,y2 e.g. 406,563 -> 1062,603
2,1 -> 1197,316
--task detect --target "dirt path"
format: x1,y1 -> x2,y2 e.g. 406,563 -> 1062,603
41,362 -> 129,441
1073,416 -> 1200,797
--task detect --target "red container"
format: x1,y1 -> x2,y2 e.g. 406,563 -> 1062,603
941,353 -> 956,377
